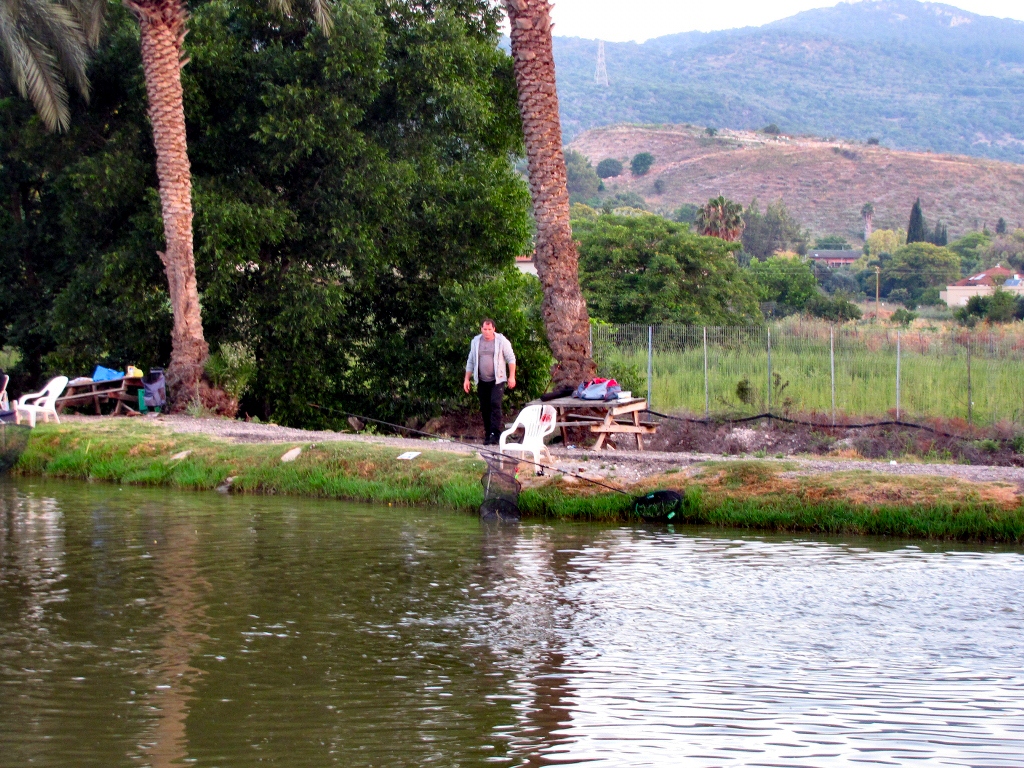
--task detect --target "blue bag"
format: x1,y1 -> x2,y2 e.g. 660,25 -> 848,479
92,365 -> 125,382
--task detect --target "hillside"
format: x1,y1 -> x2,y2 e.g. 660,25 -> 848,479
568,125 -> 1024,240
553,0 -> 1024,163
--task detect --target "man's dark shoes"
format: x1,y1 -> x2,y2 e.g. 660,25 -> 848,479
484,432 -> 499,446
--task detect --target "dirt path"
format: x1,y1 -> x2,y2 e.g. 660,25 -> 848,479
66,415 -> 1024,489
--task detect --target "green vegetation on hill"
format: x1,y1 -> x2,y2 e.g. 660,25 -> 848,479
552,0 -> 1024,162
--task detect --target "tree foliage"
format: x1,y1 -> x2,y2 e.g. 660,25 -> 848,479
0,0 -> 545,424
747,256 -> 819,315
0,0 -> 98,132
573,212 -> 761,324
881,243 -> 960,299
741,198 -> 805,260
596,157 -> 622,178
866,228 -> 905,258
695,195 -> 743,242
906,198 -> 927,243
564,148 -> 600,201
629,151 -> 654,176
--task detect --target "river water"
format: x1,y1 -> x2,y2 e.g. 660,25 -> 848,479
1,478 -> 1023,767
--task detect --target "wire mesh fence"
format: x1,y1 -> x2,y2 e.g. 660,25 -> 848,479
591,320 -> 1024,427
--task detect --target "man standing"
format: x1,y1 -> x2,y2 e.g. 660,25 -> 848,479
464,319 -> 517,445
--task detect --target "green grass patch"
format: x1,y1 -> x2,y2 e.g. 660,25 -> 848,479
12,421 -> 1024,542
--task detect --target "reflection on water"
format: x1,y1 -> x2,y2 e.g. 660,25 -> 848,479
1,479 -> 1023,767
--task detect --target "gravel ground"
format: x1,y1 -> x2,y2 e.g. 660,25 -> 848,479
62,415 -> 1024,487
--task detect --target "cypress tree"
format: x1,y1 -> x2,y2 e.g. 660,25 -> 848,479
929,221 -> 948,246
996,217 -> 1008,235
906,198 -> 927,243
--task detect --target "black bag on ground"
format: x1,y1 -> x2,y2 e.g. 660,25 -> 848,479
540,385 -> 574,402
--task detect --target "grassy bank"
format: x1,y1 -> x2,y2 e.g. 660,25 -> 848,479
11,421 -> 1024,543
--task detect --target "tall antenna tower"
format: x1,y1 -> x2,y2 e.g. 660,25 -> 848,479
595,40 -> 609,87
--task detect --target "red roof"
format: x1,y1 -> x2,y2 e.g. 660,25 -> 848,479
953,265 -> 1013,287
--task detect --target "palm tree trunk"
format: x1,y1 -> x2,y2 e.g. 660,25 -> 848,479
127,0 -> 208,407
503,0 -> 595,386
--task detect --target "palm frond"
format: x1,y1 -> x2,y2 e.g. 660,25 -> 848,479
268,0 -> 334,36
0,0 -> 98,131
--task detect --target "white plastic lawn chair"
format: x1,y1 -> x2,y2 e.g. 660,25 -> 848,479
499,404 -> 557,474
15,376 -> 69,427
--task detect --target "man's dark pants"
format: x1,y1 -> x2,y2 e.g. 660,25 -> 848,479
477,380 -> 505,441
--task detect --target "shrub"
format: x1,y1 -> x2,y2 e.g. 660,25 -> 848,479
630,152 -> 655,176
653,178 -> 666,194
867,137 -> 880,145
705,127 -> 718,137
205,342 -> 257,400
889,308 -> 917,326
762,123 -> 780,134
596,158 -> 623,178
806,293 -> 862,322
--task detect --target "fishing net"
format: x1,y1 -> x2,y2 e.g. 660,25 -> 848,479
479,452 -> 521,522
632,490 -> 684,523
0,423 -> 31,475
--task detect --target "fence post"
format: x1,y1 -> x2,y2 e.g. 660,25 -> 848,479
703,326 -> 709,419
830,325 -> 836,426
647,325 -> 653,407
895,330 -> 901,421
967,334 -> 973,426
588,322 -> 592,354
766,326 -> 772,413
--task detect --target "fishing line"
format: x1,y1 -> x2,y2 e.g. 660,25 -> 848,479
306,402 -> 634,497
644,409 -> 1005,443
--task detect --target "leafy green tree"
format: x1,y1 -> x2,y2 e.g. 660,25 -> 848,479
672,203 -> 699,225
741,198 -> 806,260
574,213 -> 761,324
929,220 -> 948,246
984,229 -> 1024,270
704,126 -> 717,137
762,123 -> 780,134
948,231 -> 992,275
747,256 -> 819,314
813,234 -> 851,250
906,198 -> 927,243
0,0 -> 537,425
881,243 -> 960,300
564,149 -> 601,202
805,293 -> 861,322
986,288 -> 1018,323
630,152 -> 654,176
596,158 -> 623,178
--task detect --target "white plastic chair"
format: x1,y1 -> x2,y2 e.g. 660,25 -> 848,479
15,376 -> 69,427
499,404 -> 557,473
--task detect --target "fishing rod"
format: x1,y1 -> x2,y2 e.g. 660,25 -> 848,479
306,402 -> 634,497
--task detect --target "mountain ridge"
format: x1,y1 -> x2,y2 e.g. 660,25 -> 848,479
552,0 -> 1024,163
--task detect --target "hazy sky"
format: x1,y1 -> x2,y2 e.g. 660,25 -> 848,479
547,0 -> 1024,42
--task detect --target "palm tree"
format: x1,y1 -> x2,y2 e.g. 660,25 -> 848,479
0,0 -> 101,132
502,0 -> 595,386
861,202 -> 874,239
18,0 -> 329,407
696,196 -> 744,242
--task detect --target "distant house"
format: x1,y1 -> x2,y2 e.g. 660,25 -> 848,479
515,254 -> 537,276
940,265 -> 1021,307
807,249 -> 859,268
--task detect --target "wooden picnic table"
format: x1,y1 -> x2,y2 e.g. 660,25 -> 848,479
527,396 -> 657,451
56,377 -> 145,416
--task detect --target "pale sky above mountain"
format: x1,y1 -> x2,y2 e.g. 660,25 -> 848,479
547,1 -> 1024,42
